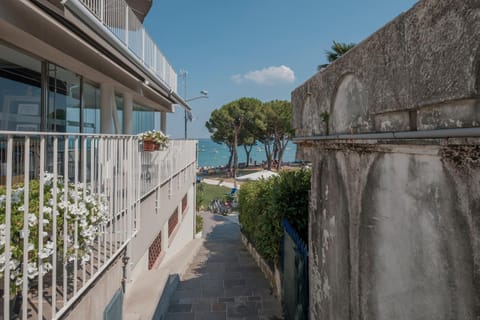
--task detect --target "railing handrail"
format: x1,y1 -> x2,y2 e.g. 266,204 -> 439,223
0,130 -> 138,138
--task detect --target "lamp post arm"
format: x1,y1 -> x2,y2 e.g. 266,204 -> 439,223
184,95 -> 208,139
186,95 -> 209,102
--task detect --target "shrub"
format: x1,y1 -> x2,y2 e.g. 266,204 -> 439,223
0,174 -> 109,294
238,169 -> 311,265
196,214 -> 204,234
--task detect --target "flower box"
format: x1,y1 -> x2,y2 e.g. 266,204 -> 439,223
143,139 -> 159,152
139,130 -> 169,151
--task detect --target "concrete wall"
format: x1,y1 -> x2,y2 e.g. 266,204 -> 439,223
163,183 -> 195,263
291,0 -> 480,319
63,255 -> 124,320
128,164 -> 196,285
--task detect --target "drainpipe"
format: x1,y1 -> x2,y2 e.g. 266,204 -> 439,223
293,127 -> 480,143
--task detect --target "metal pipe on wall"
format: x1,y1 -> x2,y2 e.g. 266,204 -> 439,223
293,127 -> 480,143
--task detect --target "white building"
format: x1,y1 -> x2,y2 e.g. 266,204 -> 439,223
0,0 -> 197,318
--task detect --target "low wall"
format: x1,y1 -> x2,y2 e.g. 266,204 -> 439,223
241,233 -> 282,300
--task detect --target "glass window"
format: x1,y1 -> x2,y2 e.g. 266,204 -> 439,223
132,102 -> 156,134
115,95 -> 124,134
0,44 -> 42,131
83,82 -> 100,133
47,64 -> 81,133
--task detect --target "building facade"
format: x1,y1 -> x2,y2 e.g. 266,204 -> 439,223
0,0 -> 197,319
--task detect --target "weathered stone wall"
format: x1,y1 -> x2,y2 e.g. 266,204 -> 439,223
291,0 -> 480,319
307,142 -> 480,320
292,0 -> 480,141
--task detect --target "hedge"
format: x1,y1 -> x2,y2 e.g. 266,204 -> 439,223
238,169 -> 310,265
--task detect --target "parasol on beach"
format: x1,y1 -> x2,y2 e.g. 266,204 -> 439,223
236,170 -> 278,181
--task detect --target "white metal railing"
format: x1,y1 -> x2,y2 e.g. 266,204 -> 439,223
0,132 -> 195,319
139,140 -> 197,195
78,0 -> 178,93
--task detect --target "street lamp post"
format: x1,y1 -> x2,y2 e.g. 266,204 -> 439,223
184,90 -> 208,140
179,70 -> 209,140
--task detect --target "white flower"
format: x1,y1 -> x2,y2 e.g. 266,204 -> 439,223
43,207 -> 53,215
44,173 -> 54,186
9,259 -> 19,270
0,253 -> 6,271
43,262 -> 53,272
85,195 -> 94,204
45,241 -> 54,250
27,262 -> 39,279
38,246 -> 53,259
28,213 -> 37,227
81,254 -> 90,264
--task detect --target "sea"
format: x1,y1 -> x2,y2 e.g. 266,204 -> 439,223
196,138 -> 298,168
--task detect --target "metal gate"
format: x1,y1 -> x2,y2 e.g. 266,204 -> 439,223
282,219 -> 309,320
104,289 -> 124,320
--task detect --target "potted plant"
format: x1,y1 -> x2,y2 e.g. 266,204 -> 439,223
0,173 -> 109,314
138,130 -> 169,151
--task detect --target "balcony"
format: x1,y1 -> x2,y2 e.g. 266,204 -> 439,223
69,0 -> 178,93
0,131 -> 196,319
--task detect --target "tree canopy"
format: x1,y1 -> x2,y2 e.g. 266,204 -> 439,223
318,40 -> 356,71
205,97 -> 262,174
205,98 -> 293,171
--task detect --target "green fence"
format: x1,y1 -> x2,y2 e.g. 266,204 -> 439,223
282,219 -> 309,320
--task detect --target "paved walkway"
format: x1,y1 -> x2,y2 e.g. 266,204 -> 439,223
165,212 -> 283,320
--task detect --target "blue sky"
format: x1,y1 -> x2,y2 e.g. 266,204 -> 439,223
144,0 -> 418,139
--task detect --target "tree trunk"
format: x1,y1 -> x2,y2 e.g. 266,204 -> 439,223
276,138 -> 289,170
233,129 -> 239,179
243,144 -> 254,168
263,140 -> 273,170
227,146 -> 234,169
277,141 -> 287,170
273,140 -> 279,165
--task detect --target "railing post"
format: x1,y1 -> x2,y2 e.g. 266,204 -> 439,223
142,28 -> 145,63
22,137 -> 30,320
154,48 -> 157,74
100,0 -> 104,23
3,136 -> 13,320
125,5 -> 129,46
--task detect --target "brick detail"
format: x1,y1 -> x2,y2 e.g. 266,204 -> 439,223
182,194 -> 188,214
148,231 -> 162,270
168,208 -> 179,237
